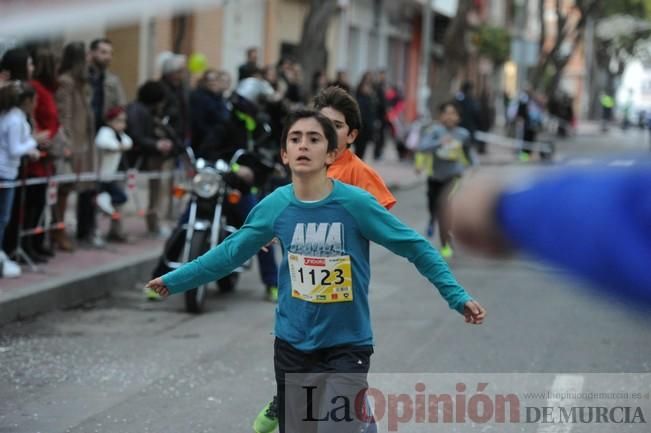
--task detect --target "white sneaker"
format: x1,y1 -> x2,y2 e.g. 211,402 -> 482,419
1,258 -> 22,278
96,192 -> 115,216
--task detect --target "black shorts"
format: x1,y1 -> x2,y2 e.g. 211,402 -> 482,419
427,177 -> 458,217
274,338 -> 375,433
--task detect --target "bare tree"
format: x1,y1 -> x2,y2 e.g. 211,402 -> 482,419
295,0 -> 339,99
429,0 -> 476,106
530,0 -> 600,95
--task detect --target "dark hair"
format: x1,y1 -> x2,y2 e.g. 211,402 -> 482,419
461,80 -> 474,94
439,100 -> 460,114
280,109 -> 338,154
0,48 -> 31,81
90,38 -> 112,51
32,47 -> 58,90
59,41 -> 88,82
0,81 -> 35,114
312,86 -> 362,136
137,80 -> 166,106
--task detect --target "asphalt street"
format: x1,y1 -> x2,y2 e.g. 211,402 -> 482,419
1,126 -> 650,433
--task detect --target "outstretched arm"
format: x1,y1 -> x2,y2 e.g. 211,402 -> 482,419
447,166 -> 651,306
348,192 -> 482,318
155,199 -> 278,295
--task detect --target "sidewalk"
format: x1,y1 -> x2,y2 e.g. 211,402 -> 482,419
0,138 -> 549,326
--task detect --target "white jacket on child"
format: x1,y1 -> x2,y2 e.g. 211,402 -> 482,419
0,108 -> 37,180
95,126 -> 133,178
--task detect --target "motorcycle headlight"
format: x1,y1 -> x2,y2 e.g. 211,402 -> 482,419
192,168 -> 220,198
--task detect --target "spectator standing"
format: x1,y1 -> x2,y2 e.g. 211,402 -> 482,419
0,48 -> 47,263
238,47 -> 259,82
310,70 -> 328,100
157,52 -> 190,143
126,81 -> 179,237
0,82 -> 42,277
88,38 -> 126,131
189,69 -> 231,151
96,106 -> 132,242
354,71 -> 378,160
29,47 -> 65,257
330,70 -> 351,93
373,70 -> 389,160
56,41 -> 100,248
455,81 -> 482,153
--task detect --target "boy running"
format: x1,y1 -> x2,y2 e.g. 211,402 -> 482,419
146,109 -> 485,433
253,85 -> 396,433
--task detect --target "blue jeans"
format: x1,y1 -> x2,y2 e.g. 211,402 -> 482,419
100,182 -> 128,205
0,180 -> 16,251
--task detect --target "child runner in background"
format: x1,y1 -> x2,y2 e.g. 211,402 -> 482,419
416,101 -> 476,259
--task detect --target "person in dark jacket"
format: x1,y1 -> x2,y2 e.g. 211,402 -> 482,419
88,38 -> 126,132
189,69 -> 231,151
126,81 -> 182,236
455,81 -> 482,153
355,71 -> 378,160
238,47 -> 259,82
157,52 -> 190,143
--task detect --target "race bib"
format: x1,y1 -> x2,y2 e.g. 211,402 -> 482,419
288,252 -> 353,303
436,138 -> 463,161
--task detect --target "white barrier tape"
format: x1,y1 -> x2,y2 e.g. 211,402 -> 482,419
475,131 -> 554,154
0,169 -> 177,189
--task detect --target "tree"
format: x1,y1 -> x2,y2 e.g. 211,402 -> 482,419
587,1 -> 651,117
429,0 -> 476,106
531,0 -> 651,107
295,0 -> 339,98
530,0 -> 600,95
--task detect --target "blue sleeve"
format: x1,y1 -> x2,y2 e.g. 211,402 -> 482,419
497,167 -> 651,305
162,193 -> 285,294
418,125 -> 443,152
343,190 -> 472,313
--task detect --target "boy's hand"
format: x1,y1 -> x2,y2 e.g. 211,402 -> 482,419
463,300 -> 486,324
145,277 -> 169,298
261,237 -> 278,253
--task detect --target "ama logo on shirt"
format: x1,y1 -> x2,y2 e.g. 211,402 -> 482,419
290,222 -> 344,256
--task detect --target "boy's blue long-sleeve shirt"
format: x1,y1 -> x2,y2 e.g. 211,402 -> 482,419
163,180 -> 471,351
497,166 -> 651,306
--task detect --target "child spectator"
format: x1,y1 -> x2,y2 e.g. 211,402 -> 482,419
95,106 -> 132,242
0,82 -> 43,277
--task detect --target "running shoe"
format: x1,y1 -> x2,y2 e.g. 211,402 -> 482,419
266,286 -> 278,303
144,286 -> 162,301
253,396 -> 278,433
440,244 -> 454,259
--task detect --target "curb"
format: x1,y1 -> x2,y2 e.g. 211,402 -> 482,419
0,250 -> 159,326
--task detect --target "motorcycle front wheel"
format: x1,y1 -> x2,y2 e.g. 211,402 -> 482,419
184,230 -> 210,314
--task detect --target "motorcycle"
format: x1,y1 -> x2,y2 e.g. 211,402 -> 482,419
154,147 -> 260,313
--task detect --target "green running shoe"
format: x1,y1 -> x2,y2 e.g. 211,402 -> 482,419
144,287 -> 161,301
440,244 -> 454,259
266,286 -> 278,303
253,396 -> 278,433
